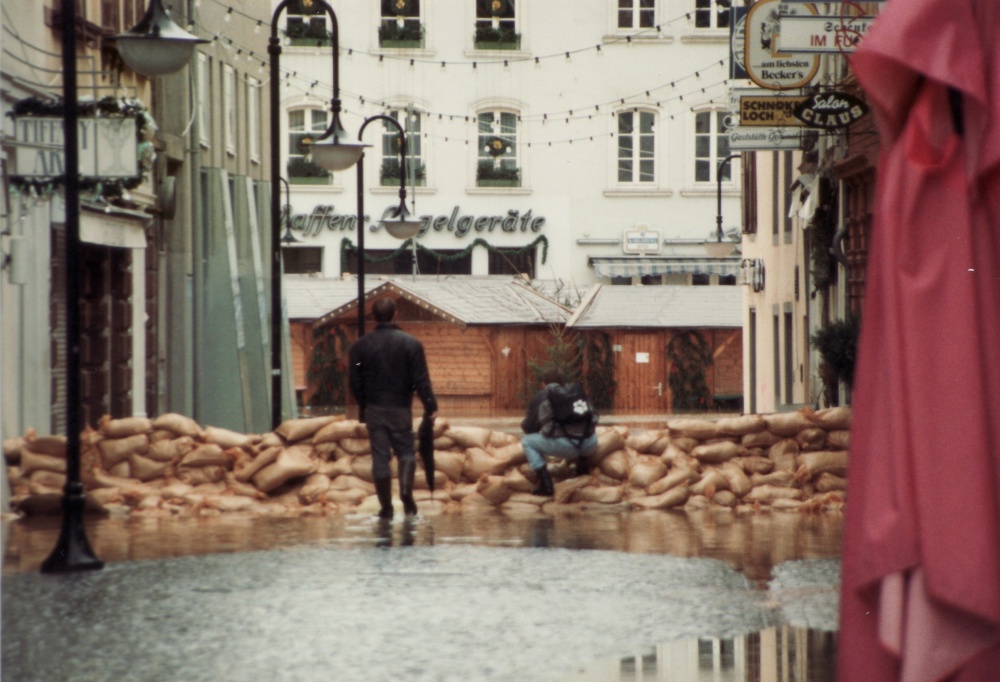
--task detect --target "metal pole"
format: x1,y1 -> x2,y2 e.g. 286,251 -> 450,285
42,0 -> 103,573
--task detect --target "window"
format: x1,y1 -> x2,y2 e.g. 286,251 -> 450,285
224,65 -> 236,155
283,247 -> 323,274
380,0 -> 423,47
477,111 -> 520,187
695,0 -> 730,30
694,110 -> 731,183
286,0 -> 330,45
618,109 -> 656,183
287,108 -> 332,184
381,109 -> 424,186
247,76 -> 260,163
618,0 -> 655,29
475,0 -> 519,50
198,54 -> 210,147
488,247 -> 535,277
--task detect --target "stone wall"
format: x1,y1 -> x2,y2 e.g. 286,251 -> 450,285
2,408 -> 849,517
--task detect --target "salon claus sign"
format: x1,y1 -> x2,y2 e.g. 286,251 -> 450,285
793,91 -> 868,129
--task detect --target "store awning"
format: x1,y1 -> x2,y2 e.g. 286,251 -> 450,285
589,257 -> 740,279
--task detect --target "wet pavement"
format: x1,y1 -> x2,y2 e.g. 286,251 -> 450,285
2,508 -> 841,681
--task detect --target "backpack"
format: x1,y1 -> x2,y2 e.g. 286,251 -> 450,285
544,382 -> 596,445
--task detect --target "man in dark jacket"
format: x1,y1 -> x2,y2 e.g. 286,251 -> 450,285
349,297 -> 437,519
520,369 -> 598,496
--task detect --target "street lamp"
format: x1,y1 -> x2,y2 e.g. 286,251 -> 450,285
354,115 -> 424,338
706,153 -> 740,259
269,0 -> 366,429
277,177 -> 300,244
41,0 -> 203,574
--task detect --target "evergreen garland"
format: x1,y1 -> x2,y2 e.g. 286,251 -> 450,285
667,330 -> 713,411
340,234 -> 548,272
307,324 -> 352,407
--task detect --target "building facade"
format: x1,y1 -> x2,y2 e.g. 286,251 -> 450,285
274,0 -> 741,294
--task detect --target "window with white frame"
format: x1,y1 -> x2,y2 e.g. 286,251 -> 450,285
694,110 -> 731,183
381,109 -> 424,186
286,0 -> 330,45
618,0 -> 655,30
198,54 -> 210,146
247,76 -> 260,163
224,64 -> 236,155
380,0 -> 423,47
475,0 -> 519,49
617,109 -> 656,184
694,0 -> 730,30
287,108 -> 331,184
477,111 -> 520,186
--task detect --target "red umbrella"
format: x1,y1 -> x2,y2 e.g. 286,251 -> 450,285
840,1 -> 1000,680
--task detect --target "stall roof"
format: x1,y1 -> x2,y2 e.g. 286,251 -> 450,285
566,284 -> 743,329
294,275 -> 572,328
284,276 -> 382,321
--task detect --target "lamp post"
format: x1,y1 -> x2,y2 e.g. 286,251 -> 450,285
277,177 -> 300,244
354,115 -> 423,339
706,153 -> 741,258
269,0 -> 367,429
41,0 -> 204,574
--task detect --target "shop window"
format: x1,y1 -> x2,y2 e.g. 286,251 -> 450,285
488,246 -> 535,277
379,0 -> 424,48
694,109 -> 731,183
282,247 -> 323,274
475,0 -> 519,50
618,0 -> 655,29
618,109 -> 656,184
477,110 -> 520,187
381,109 -> 425,187
694,0 -> 730,30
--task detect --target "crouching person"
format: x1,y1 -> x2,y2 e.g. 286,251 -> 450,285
520,369 -> 599,496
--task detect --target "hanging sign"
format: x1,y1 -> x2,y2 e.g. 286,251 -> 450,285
739,94 -> 808,127
623,229 -> 661,254
777,14 -> 875,53
727,126 -> 803,151
793,91 -> 869,129
744,0 -> 819,91
729,7 -> 749,80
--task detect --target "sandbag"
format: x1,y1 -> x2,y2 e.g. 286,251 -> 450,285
647,467 -> 694,496
298,473 -> 332,504
350,455 -> 377,482
690,469 -> 730,496
795,450 -> 849,481
491,441 -> 526,467
13,493 -> 107,517
741,430 -> 781,449
224,474 -> 266,499
826,430 -> 850,450
328,475 -> 375,495
502,467 -> 535,493
413,468 -> 447,491
234,446 -> 280,482
719,462 -> 752,498
593,429 -> 625,461
500,500 -> 544,514
750,470 -> 795,487
317,457 -> 353,479
669,436 -> 699,453
647,435 -> 670,457
796,428 -> 827,451
631,484 -> 690,510
445,426 -> 492,450
179,444 -> 228,469
668,418 -> 720,440
463,447 -> 505,481
324,488 -> 369,506
202,425 -> 251,450
714,414 -> 767,436
574,485 -> 624,505
448,482 -> 478,501
146,436 -> 196,463
764,410 -> 815,437
804,406 -> 852,430
553,476 -> 591,504
476,475 -> 512,505
276,416 -> 336,443
100,416 -> 152,439
690,440 -> 741,464
713,490 -> 739,507
814,472 -> 847,492
108,460 -> 131,478
203,495 -> 260,513
19,449 -> 67,476
744,484 -> 803,503
625,431 -> 662,454
338,438 -> 372,456
597,449 -> 631,480
460,492 -> 496,508
488,430 -> 518,448
3,437 -> 25,463
739,455 -> 774,474
252,445 -> 316,493
628,456 -> 667,489
98,434 -> 149,470
152,413 -> 203,438
23,434 -> 67,457
768,439 -> 800,472
434,450 -> 466,483
176,465 -> 226,486
312,419 -> 360,445
129,453 -> 171,482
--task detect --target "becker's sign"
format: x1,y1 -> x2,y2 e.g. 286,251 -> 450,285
743,0 -> 819,91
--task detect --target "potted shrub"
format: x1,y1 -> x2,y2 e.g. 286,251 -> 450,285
810,312 -> 860,405
380,157 -> 426,186
286,17 -> 331,46
477,161 -> 520,187
474,24 -> 520,50
379,21 -> 424,48
287,156 -> 331,184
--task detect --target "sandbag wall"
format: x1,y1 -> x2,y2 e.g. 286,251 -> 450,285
2,407 -> 850,517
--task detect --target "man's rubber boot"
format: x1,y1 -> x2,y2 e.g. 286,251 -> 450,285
399,460 -> 418,516
576,453 -> 592,477
531,466 -> 554,497
374,476 -> 394,519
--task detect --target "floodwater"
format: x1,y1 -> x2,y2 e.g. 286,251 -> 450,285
3,508 -> 841,681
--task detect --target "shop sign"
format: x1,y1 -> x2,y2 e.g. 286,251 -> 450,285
739,94 -> 808,127
13,117 -> 138,179
285,204 -> 546,239
777,14 -> 875,53
728,126 -> 803,151
623,229 -> 661,255
793,91 -> 869,129
744,0 -> 819,91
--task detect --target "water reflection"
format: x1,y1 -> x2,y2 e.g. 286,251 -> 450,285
560,627 -> 836,682
3,508 -> 841,582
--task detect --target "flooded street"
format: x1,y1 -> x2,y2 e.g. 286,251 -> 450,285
3,508 -> 841,681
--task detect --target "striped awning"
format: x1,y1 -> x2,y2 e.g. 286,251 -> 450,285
590,257 -> 740,279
